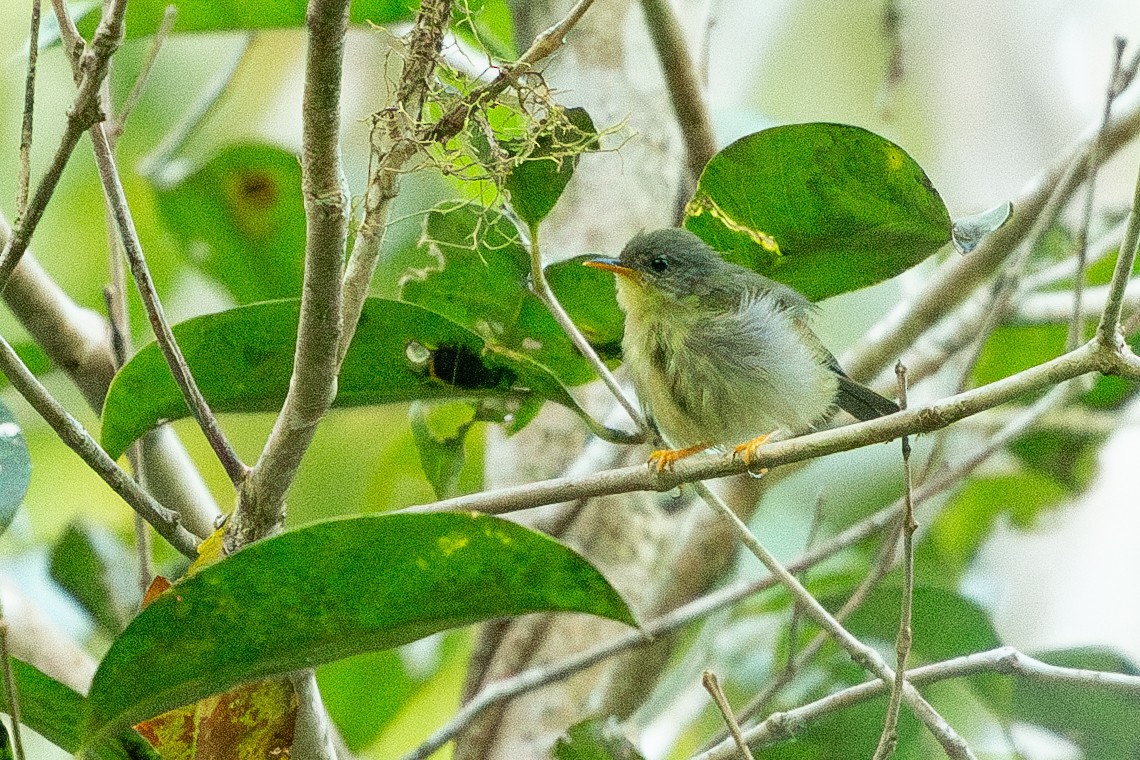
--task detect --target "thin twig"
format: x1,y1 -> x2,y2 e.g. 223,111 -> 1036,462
1069,40 -> 1128,350
0,0 -> 127,293
230,0 -> 352,547
639,0 -> 717,185
1096,131 -> 1140,348
694,647 -> 1140,760
16,0 -> 42,223
408,374 -> 1085,760
402,338 -> 1119,518
690,481 -> 975,759
338,0 -> 453,365
0,332 -> 198,557
702,672 -> 754,760
108,5 -> 178,144
0,622 -> 26,760
871,364 -> 916,760
526,222 -> 646,431
844,74 -> 1140,383
43,0 -> 249,487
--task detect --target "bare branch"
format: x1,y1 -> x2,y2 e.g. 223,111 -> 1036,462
109,5 -> 178,143
0,0 -> 127,292
525,223 -> 646,432
871,364 -> 916,760
0,621 -> 27,760
404,338 -> 1111,518
690,481 -> 975,759
844,77 -> 1140,384
639,0 -> 717,184
703,672 -> 754,760
695,647 -> 1140,760
16,0 -> 42,223
231,0 -> 352,547
338,0 -> 453,364
0,333 -> 198,557
1096,135 -> 1140,346
1068,39 -> 1128,351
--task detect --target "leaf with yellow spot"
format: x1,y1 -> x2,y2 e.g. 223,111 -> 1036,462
684,122 -> 952,301
84,512 -> 635,745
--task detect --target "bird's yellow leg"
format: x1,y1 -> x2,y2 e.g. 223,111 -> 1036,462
648,442 -> 710,472
732,431 -> 776,468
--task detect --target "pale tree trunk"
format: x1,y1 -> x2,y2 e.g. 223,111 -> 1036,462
454,1 -> 770,756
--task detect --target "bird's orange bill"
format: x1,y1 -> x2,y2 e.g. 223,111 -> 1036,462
584,259 -> 639,280
648,442 -> 711,472
732,431 -> 774,468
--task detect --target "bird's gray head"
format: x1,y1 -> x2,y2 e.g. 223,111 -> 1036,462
587,228 -> 727,299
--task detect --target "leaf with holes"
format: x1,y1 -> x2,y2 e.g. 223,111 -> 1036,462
402,204 -> 600,385
84,512 -> 636,742
684,122 -> 952,301
100,298 -> 588,459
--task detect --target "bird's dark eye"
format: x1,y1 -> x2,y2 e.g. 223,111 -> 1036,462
649,256 -> 669,273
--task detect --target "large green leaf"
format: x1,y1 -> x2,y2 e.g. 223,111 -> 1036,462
546,254 -> 624,361
0,398 -> 30,537
100,298 -> 587,459
403,204 -> 598,385
151,144 -> 305,304
553,717 -> 646,760
84,512 -> 636,742
684,123 -> 951,301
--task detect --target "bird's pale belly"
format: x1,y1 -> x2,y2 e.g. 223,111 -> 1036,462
624,311 -> 839,451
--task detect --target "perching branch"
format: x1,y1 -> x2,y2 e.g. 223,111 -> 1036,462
1096,147 -> 1140,346
404,336 -> 1127,519
231,0 -> 352,548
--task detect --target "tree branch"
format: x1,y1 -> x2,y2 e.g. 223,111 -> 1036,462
695,647 -> 1140,760
1095,141 -> 1140,346
639,0 -> 717,185
0,333 -> 198,557
0,0 -> 126,292
230,0 -> 352,547
844,78 -> 1140,384
15,0 -> 42,223
404,338 -> 1112,518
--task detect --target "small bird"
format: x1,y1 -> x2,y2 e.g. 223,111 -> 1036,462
585,228 -> 897,470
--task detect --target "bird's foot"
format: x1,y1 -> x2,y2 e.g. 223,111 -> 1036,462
648,443 -> 709,473
732,432 -> 775,473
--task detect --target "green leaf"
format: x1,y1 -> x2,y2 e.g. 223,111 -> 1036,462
1011,648 -> 1140,759
85,512 -> 636,741
402,204 -> 597,384
49,521 -> 140,633
503,107 -> 598,225
151,144 -> 305,304
100,298 -> 588,459
546,255 -> 625,361
553,717 -> 646,760
0,659 -> 156,760
0,399 -> 30,537
920,473 -> 1069,587
684,123 -> 951,301
409,401 -> 475,500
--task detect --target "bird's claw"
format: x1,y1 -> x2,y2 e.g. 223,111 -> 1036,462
732,432 -> 774,474
648,443 -> 709,473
